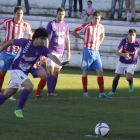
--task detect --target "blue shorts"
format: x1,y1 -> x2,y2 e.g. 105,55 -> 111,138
0,51 -> 17,71
30,65 -> 44,78
81,47 -> 102,71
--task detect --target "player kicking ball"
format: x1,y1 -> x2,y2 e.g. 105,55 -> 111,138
108,29 -> 140,96
0,28 -> 68,118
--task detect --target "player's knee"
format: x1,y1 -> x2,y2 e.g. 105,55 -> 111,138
26,84 -> 34,91
41,75 -> 47,80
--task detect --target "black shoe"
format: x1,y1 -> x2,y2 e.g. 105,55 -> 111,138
109,16 -> 114,20
122,17 -> 126,21
130,18 -> 136,22
68,14 -> 71,17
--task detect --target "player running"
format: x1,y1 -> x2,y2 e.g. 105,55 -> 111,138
108,29 -> 140,95
0,28 -> 68,118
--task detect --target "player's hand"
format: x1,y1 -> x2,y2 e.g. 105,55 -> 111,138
61,61 -> 69,66
123,53 -> 131,59
66,53 -> 71,60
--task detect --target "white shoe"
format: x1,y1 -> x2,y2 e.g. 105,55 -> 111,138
8,96 -> 16,101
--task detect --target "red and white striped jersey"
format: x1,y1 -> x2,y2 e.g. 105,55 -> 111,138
0,18 -> 32,52
75,21 -> 105,50
33,56 -> 47,69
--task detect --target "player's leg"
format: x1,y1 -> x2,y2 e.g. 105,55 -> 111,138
108,73 -> 121,95
126,64 -> 136,92
108,61 -> 125,95
9,69 -> 32,118
0,51 -> 16,100
30,66 -> 47,100
47,53 -> 63,96
0,88 -> 18,105
82,70 -> 89,97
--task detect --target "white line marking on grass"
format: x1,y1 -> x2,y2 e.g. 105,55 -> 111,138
25,96 -> 140,102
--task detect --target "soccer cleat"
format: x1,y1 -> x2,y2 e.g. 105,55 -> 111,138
99,93 -> 112,99
108,91 -> 116,95
8,96 -> 16,101
14,109 -> 24,119
83,92 -> 89,97
34,95 -> 44,100
129,84 -> 134,93
47,92 -> 57,96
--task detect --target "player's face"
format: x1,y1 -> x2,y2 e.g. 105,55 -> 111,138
56,11 -> 65,22
36,37 -> 47,46
92,16 -> 101,25
128,33 -> 136,43
14,10 -> 23,22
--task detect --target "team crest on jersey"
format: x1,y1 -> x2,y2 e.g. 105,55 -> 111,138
82,61 -> 87,67
63,27 -> 65,30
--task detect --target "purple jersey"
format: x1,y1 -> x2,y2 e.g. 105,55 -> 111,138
118,38 -> 140,64
11,38 -> 50,75
46,20 -> 69,54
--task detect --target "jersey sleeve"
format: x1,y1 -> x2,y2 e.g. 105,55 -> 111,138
118,39 -> 125,50
100,25 -> 105,36
13,38 -> 27,47
25,22 -> 33,35
43,46 -> 51,56
0,19 -> 6,29
46,21 -> 52,35
75,23 -> 88,34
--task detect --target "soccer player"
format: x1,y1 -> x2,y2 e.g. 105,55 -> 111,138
0,6 -> 32,100
0,28 -> 68,118
46,7 -> 71,96
71,11 -> 111,98
108,29 -> 140,95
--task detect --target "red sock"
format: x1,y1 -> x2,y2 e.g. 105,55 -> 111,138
97,77 -> 104,93
35,79 -> 46,96
82,76 -> 87,92
0,73 -> 4,93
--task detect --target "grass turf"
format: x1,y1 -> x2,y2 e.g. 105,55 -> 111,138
0,67 -> 140,140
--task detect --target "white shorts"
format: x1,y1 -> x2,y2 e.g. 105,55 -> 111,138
7,70 -> 29,92
115,61 -> 136,75
47,52 -> 64,69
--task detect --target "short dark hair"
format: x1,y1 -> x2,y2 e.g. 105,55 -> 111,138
14,6 -> 24,13
128,29 -> 136,34
87,0 -> 92,4
92,11 -> 101,18
57,7 -> 65,14
32,28 -> 48,40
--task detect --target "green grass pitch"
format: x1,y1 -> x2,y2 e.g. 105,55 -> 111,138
0,67 -> 140,140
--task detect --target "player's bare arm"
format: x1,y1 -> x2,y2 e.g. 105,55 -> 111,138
98,34 -> 105,47
65,35 -> 71,60
45,35 -> 50,48
71,30 -> 85,42
0,39 -> 14,52
47,53 -> 69,66
116,48 -> 130,58
28,34 -> 32,39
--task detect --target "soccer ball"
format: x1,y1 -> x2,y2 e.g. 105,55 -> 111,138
95,123 -> 110,137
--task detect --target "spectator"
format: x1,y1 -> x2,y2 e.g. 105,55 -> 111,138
61,0 -> 74,17
17,0 -> 30,15
73,0 -> 83,18
124,0 -> 135,21
81,0 -> 95,22
110,0 -> 124,19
